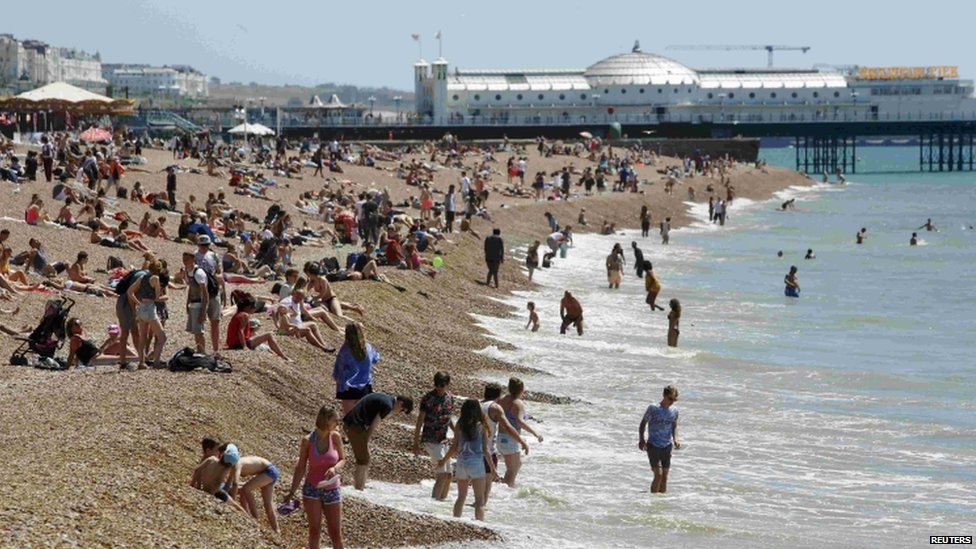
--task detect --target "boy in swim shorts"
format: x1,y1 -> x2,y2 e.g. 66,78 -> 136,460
228,454 -> 281,532
189,442 -> 248,514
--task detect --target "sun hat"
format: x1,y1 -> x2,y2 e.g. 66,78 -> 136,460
197,234 -> 212,246
221,443 -> 240,466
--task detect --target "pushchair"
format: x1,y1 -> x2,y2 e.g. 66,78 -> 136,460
10,296 -> 75,367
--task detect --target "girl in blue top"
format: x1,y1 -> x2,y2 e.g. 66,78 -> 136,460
332,324 -> 381,415
439,399 -> 496,521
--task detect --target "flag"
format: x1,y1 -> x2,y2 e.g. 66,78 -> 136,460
411,33 -> 420,41
434,31 -> 441,39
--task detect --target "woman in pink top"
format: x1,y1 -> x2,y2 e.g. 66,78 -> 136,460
286,406 -> 345,549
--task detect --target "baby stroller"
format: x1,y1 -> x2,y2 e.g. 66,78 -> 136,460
10,296 -> 75,367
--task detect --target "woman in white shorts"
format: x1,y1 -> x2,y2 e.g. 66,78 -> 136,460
438,399 -> 495,521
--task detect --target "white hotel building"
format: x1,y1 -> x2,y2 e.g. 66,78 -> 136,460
102,64 -> 209,98
414,42 -> 976,126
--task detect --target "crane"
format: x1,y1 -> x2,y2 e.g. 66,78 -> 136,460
665,45 -> 811,68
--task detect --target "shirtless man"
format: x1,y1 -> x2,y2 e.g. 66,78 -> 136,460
856,227 -> 867,244
918,218 -> 937,232
559,291 -> 584,336
660,217 -> 671,245
781,198 -> 796,211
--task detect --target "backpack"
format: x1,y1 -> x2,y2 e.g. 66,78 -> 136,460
321,256 -> 341,273
114,269 -> 147,296
345,252 -> 361,270
194,267 -> 220,297
167,347 -> 232,373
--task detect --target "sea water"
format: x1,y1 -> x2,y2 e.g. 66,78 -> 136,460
356,148 -> 976,548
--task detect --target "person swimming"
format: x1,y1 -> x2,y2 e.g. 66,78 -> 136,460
918,218 -> 937,232
910,232 -> 918,246
856,228 -> 867,245
804,249 -> 816,260
784,266 -> 800,298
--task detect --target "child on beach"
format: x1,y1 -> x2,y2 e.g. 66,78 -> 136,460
667,299 -> 681,348
189,442 -> 248,514
525,302 -> 540,332
228,454 -> 281,532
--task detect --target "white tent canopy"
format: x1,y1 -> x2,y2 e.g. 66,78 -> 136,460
227,122 -> 274,136
17,82 -> 113,103
323,94 -> 346,109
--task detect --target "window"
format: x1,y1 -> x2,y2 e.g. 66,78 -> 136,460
580,93 -> 587,100
771,92 -> 777,98
728,93 -> 734,99
517,94 -> 523,100
537,94 -> 544,100
658,88 -> 663,94
813,92 -> 819,98
673,88 -> 678,93
834,91 -> 840,98
473,94 -> 480,101
749,92 -> 755,98
707,93 -> 713,99
791,92 -> 798,98
559,94 -> 565,100
495,94 -> 501,101
604,89 -> 609,94
452,94 -> 459,101
621,88 -> 627,94
639,88 -> 645,94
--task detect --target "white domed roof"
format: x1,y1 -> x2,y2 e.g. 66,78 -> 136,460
584,47 -> 698,86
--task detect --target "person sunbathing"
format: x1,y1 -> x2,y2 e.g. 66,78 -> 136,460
273,285 -> 334,353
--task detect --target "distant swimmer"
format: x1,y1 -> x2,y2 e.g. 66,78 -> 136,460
606,244 -> 624,289
667,299 -> 681,347
644,262 -> 664,312
910,232 -> 918,246
660,217 -> 671,245
918,218 -> 938,232
856,228 -> 867,245
804,248 -> 816,260
785,266 -> 800,298
638,384 -> 681,494
559,291 -> 584,336
781,198 -> 796,211
525,301 -> 539,332
777,250 -> 784,258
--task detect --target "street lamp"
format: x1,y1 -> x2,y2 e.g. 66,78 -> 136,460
368,95 -> 376,114
394,95 -> 402,120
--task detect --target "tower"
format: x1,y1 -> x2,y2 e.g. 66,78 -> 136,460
431,57 -> 449,122
414,59 -> 430,116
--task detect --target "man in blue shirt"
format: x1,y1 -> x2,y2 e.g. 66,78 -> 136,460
638,385 -> 681,493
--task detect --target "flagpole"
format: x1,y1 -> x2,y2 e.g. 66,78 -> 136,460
437,32 -> 442,58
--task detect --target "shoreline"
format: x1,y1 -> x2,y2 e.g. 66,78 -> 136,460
0,143 -> 809,547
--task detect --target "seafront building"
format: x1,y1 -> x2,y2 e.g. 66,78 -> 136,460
0,34 -> 105,92
102,64 -> 209,98
414,41 -> 976,126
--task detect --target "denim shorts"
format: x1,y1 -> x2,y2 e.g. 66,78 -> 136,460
136,301 -> 158,322
302,480 -> 341,506
454,456 -> 486,480
496,433 -> 521,456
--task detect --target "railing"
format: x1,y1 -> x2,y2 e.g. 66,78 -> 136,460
178,108 -> 976,130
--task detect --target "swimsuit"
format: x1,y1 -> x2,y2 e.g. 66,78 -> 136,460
302,430 -> 341,506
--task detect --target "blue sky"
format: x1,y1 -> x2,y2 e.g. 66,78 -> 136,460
6,0 -> 973,89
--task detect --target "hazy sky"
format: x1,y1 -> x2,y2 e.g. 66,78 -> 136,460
6,0 -> 974,89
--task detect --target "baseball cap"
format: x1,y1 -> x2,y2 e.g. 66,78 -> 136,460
197,235 -> 212,246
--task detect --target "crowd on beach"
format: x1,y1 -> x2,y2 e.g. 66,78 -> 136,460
0,129 -> 756,546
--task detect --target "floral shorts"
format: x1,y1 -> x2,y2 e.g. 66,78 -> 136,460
302,481 -> 341,506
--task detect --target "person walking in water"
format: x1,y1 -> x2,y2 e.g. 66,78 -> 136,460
667,299 -> 681,347
437,398 -> 496,521
496,377 -> 543,488
632,241 -> 645,278
785,266 -> 800,298
480,382 -> 529,504
660,217 -> 671,245
638,384 -> 681,494
640,205 -> 651,237
856,228 -> 867,244
645,262 -> 664,311
559,291 -> 584,336
918,218 -> 937,232
606,244 -> 624,289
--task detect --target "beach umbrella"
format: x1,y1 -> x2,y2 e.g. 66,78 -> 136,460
579,131 -> 593,139
79,127 -> 113,143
